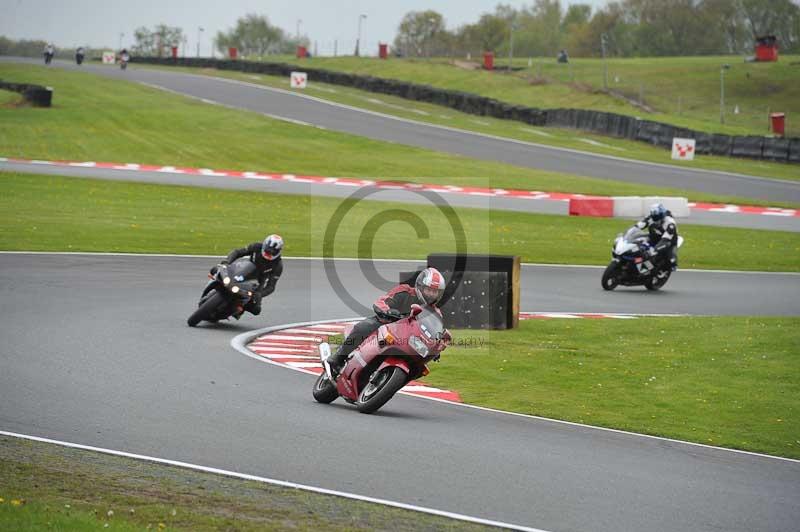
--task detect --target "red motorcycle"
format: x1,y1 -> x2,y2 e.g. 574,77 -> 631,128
314,304 -> 451,414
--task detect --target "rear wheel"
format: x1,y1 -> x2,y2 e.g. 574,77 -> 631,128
645,269 -> 671,291
312,372 -> 339,403
187,291 -> 226,327
357,366 -> 408,414
601,262 -> 620,291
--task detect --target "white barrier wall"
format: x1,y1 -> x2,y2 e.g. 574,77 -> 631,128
608,196 -> 690,218
643,197 -> 690,218
612,196 -> 644,217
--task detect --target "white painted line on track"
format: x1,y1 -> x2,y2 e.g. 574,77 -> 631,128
0,430 -> 549,532
231,319 -> 800,464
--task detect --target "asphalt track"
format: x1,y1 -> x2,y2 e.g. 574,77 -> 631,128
3,159 -> 799,232
4,57 -> 799,204
2,252 -> 799,532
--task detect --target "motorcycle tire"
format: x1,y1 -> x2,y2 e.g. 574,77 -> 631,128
645,270 -> 671,291
601,262 -> 620,291
187,291 -> 226,327
312,373 -> 339,403
356,366 -> 407,414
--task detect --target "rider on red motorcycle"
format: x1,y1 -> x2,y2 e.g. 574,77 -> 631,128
327,267 -> 446,378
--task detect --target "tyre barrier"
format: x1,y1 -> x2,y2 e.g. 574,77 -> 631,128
400,254 -> 521,330
569,196 -> 690,219
0,80 -> 52,107
128,56 -> 797,163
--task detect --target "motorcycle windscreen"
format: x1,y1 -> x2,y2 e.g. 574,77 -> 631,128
624,226 -> 648,241
417,306 -> 445,342
227,258 -> 258,281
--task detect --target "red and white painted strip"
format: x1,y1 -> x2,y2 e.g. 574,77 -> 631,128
2,156 -> 796,218
245,320 -> 463,402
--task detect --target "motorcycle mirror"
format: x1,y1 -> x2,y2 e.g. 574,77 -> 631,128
410,304 -> 423,317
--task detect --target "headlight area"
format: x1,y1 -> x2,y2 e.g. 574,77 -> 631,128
408,335 -> 429,357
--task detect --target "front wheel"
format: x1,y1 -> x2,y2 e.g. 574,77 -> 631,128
357,366 -> 408,414
187,291 -> 226,327
645,269 -> 671,291
312,373 -> 339,403
601,261 -> 620,291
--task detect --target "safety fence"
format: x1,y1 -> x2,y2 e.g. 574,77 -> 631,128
129,57 -> 799,164
0,80 -> 52,106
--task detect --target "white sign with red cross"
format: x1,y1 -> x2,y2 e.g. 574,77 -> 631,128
290,71 -> 308,89
671,137 -> 696,161
102,51 -> 116,64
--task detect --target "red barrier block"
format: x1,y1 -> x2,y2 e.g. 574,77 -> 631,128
569,198 -> 614,217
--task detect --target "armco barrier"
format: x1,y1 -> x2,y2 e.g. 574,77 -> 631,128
0,80 -> 52,106
762,138 -> 790,162
731,136 -> 764,159
128,56 -> 797,164
790,139 -> 800,164
711,134 -> 733,156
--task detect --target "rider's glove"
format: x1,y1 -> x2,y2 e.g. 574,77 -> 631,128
647,247 -> 658,257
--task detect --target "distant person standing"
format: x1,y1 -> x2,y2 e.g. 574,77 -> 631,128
557,49 -> 569,63
75,46 -> 85,65
43,43 -> 55,65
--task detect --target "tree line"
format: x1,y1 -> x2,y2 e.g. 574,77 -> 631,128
394,0 -> 800,58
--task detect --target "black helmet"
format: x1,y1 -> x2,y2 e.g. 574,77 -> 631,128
261,234 -> 283,260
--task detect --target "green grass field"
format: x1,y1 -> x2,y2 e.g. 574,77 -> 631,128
264,54 -> 800,137
424,317 -> 800,459
0,437 -> 491,531
2,62 -> 798,207
134,62 -> 800,182
0,89 -> 21,106
2,172 -> 799,272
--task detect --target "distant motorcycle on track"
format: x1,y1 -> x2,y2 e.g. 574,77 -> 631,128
314,304 -> 451,414
119,50 -> 129,70
601,225 -> 683,291
187,258 -> 260,326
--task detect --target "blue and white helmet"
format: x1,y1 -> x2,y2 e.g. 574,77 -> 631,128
261,234 -> 283,260
649,203 -> 667,221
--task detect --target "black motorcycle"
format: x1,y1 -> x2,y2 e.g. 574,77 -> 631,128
187,258 -> 260,326
601,226 -> 683,291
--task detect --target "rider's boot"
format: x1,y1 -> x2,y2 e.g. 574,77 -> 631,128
327,346 -> 347,379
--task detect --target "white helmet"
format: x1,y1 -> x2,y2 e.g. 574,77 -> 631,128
261,234 -> 283,260
415,267 -> 445,305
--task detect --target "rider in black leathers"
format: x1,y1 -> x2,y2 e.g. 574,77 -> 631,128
213,235 -> 284,316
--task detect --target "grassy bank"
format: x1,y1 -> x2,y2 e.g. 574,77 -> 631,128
424,317 -> 800,459
262,54 -> 800,137
2,172 -> 799,272
0,436 -> 491,531
135,62 -> 800,182
1,62 -> 797,206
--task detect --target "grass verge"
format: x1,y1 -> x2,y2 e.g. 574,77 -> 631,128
424,317 -> 800,459
1,62 -> 797,207
1,172 -> 799,272
138,62 -> 800,183
0,436 -> 492,531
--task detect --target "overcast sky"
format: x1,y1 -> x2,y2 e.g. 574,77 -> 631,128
1,0 -> 609,55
